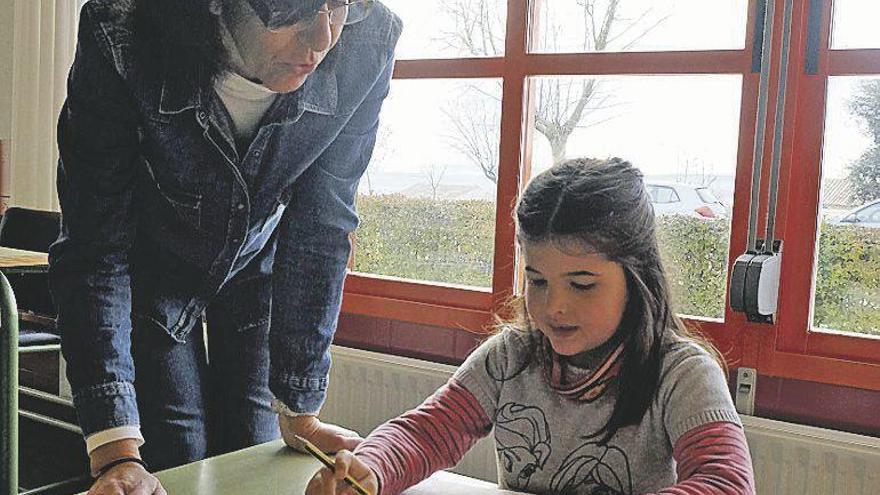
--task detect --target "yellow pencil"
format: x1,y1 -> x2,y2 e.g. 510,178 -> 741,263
293,434 -> 372,495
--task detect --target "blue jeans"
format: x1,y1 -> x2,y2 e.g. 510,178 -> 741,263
131,286 -> 280,470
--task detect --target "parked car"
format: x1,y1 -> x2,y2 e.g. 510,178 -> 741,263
830,199 -> 880,228
646,182 -> 727,219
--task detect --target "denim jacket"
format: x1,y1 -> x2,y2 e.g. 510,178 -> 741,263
49,0 -> 401,437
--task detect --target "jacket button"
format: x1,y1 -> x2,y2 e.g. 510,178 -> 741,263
232,238 -> 240,244
237,203 -> 245,210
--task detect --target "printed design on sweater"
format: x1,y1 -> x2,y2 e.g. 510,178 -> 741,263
549,441 -> 633,495
485,347 -> 531,385
494,402 -> 552,492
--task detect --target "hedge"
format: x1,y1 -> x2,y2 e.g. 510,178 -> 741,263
353,194 -> 495,287
354,194 -> 880,335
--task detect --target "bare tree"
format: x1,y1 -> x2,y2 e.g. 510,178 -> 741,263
441,0 -> 669,174
443,91 -> 500,184
677,154 -> 717,187
438,0 -> 504,57
423,163 -> 449,200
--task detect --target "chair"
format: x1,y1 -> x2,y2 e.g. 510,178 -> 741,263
1,269 -> 20,494
0,207 -> 62,254
0,208 -> 90,493
0,208 -> 61,351
1,269 -> 89,495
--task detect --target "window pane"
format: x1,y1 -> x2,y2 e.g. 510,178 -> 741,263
530,0 -> 748,53
814,77 -> 880,336
353,79 -> 501,288
528,75 -> 741,319
831,0 -> 880,49
382,0 -> 507,59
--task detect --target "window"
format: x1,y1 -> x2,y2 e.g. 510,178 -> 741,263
342,0 -> 880,393
830,0 -> 880,49
343,0 -> 513,326
353,78 -> 501,288
385,0 -> 507,59
756,0 -> 880,390
812,76 -> 880,336
346,0 -> 749,325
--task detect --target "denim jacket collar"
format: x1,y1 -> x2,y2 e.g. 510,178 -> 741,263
298,61 -> 337,116
158,73 -> 203,116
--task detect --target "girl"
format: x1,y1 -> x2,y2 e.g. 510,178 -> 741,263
307,158 -> 755,495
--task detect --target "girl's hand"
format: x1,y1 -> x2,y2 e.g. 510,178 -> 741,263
305,450 -> 380,495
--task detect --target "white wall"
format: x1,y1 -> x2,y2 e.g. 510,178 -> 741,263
4,0 -> 79,211
0,0 -> 16,140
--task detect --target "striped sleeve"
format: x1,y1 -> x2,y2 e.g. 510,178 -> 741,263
354,378 -> 493,495
650,421 -> 756,495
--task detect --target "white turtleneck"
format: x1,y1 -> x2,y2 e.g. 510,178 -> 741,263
214,71 -> 277,144
214,15 -> 278,145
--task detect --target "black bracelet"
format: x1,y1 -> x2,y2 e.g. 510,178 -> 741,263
94,456 -> 150,479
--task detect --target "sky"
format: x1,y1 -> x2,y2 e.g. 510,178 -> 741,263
363,0 -> 880,201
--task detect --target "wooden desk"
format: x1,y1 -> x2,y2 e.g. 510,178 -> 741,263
82,440 -> 520,494
0,247 -> 49,274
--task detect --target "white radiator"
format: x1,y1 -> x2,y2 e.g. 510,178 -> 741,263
324,345 -> 880,494
324,345 -> 498,481
743,416 -> 880,495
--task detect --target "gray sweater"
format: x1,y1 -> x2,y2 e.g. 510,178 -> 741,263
454,329 -> 742,494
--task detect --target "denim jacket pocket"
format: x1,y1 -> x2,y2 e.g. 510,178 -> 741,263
131,300 -> 202,343
210,272 -> 272,334
142,157 -> 202,230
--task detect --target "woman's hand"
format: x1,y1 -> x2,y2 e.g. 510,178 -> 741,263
88,462 -> 166,495
88,439 -> 164,495
305,450 -> 380,495
279,414 -> 362,453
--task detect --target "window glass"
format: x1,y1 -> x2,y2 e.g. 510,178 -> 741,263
831,0 -> 880,50
382,0 -> 507,59
814,76 -> 880,336
353,78 -> 502,288
530,0 -> 748,53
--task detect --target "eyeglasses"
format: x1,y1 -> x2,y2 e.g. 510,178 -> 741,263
265,0 -> 374,33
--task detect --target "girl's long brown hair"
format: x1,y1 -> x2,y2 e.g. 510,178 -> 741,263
507,157 -> 725,445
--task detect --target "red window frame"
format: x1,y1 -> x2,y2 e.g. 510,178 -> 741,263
753,0 -> 880,390
341,0 -> 880,392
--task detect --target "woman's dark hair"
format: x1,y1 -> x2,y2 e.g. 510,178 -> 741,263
131,0 -> 334,91
133,0 -> 226,91
509,157 -> 725,445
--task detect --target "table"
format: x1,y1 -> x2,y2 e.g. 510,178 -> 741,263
0,246 -> 49,274
80,440 -> 521,494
